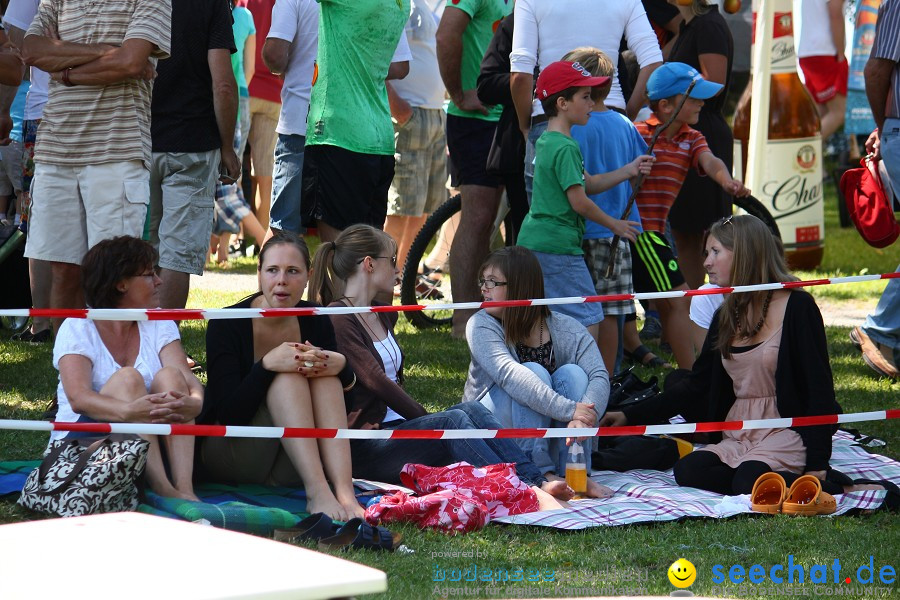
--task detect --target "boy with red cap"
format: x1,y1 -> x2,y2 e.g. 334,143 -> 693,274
517,60 -> 653,341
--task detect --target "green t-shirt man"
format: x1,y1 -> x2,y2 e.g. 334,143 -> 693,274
445,0 -> 512,122
306,0 -> 411,155
518,131 -> 587,256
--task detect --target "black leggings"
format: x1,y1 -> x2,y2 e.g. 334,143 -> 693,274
673,450 -> 842,496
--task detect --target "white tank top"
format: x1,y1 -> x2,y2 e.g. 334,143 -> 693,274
373,331 -> 405,424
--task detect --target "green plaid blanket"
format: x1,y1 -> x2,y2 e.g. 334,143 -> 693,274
138,491 -> 302,536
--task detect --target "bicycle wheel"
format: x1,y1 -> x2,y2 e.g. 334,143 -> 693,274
733,194 -> 780,240
400,194 -> 461,329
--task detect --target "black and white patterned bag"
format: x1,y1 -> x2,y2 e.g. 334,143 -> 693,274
18,435 -> 150,517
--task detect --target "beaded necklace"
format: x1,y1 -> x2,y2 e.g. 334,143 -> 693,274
517,317 -> 546,365
735,290 -> 773,338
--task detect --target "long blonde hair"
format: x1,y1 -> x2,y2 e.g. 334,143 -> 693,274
713,215 -> 796,357
309,224 -> 396,306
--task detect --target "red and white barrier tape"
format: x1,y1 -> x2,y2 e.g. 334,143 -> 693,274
0,272 -> 896,321
1,409 -> 896,439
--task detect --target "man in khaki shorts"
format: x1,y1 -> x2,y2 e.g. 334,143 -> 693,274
149,0 -> 239,309
22,0 -> 170,327
384,0 -> 448,271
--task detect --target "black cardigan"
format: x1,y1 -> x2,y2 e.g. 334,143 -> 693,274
201,295 -> 354,425
623,291 -> 841,472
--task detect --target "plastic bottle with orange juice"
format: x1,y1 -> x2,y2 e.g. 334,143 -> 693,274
565,442 -> 587,495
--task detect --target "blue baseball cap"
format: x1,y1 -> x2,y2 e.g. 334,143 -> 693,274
646,62 -> 723,101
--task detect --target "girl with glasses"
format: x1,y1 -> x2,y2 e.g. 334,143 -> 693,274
462,246 -> 613,498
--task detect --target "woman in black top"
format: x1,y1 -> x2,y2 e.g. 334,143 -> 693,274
601,216 -> 843,496
666,0 -> 735,289
201,231 -> 363,521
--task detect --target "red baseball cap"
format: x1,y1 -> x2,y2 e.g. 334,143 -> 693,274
535,61 -> 611,99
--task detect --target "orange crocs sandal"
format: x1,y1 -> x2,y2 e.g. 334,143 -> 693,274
751,472 -> 787,514
782,475 -> 836,516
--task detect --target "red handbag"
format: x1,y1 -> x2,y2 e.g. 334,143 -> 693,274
840,155 -> 899,248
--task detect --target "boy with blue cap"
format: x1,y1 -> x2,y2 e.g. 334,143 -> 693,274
631,62 -> 751,371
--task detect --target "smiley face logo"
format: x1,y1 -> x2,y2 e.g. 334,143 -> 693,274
668,558 -> 696,589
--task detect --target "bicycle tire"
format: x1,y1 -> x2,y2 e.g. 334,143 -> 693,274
400,194 -> 461,328
733,194 -> 781,240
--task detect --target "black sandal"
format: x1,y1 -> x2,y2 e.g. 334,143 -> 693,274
625,344 -> 671,369
273,512 -> 339,543
317,518 -> 403,552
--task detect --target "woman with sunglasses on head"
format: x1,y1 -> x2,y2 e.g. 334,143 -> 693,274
309,224 -> 574,507
601,215 -> 846,497
462,246 -> 612,498
200,230 -> 363,521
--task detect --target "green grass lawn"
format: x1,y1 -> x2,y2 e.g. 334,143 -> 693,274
0,184 -> 897,598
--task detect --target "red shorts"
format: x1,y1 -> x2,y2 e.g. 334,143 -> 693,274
799,55 -> 849,104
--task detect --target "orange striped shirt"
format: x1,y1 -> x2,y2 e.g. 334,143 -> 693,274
634,114 -> 710,233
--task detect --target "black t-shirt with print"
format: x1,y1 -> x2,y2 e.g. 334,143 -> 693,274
152,0 -> 236,152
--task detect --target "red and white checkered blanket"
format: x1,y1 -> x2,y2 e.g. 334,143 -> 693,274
494,431 -> 898,529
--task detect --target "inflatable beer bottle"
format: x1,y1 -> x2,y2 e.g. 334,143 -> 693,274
732,0 -> 824,269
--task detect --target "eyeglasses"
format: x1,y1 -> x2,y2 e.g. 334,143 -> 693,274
359,255 -> 397,267
478,278 -> 508,289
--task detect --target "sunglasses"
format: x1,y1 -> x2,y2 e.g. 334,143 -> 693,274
359,255 -> 397,267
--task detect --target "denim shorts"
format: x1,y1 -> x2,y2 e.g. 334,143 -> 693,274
531,250 -> 604,327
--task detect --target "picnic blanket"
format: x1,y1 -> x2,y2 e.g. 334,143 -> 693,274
494,430 -> 899,529
2,432 -> 897,532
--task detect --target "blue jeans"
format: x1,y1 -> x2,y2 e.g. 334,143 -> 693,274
880,118 -> 900,202
523,120 -> 548,205
269,133 -> 306,233
349,402 -> 547,486
863,262 -> 900,359
480,362 -> 590,475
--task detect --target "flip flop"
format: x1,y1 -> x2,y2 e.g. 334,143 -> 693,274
273,512 -> 338,543
317,518 -> 403,552
782,475 -> 836,516
852,479 -> 900,513
750,472 -> 786,514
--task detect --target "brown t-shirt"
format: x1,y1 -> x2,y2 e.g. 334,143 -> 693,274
27,0 -> 172,168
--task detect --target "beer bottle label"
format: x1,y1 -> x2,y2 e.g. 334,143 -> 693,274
752,136 -> 825,251
751,0 -> 796,74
